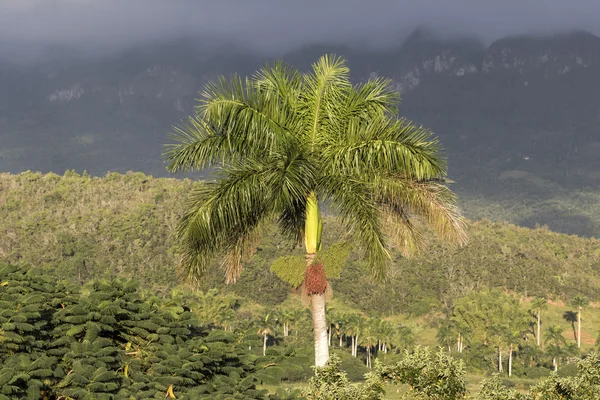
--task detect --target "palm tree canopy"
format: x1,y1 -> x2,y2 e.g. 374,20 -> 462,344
544,325 -> 567,347
530,297 -> 547,311
165,55 -> 467,285
570,295 -> 589,309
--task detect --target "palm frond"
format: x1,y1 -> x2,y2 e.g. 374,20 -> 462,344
372,176 -> 468,247
200,75 -> 298,142
319,175 -> 390,280
271,147 -> 318,243
343,77 -> 400,118
221,222 -> 265,284
176,162 -> 275,285
277,197 -> 306,245
164,116 -> 231,172
379,204 -> 423,258
251,60 -> 303,108
177,147 -> 318,284
166,74 -> 300,171
322,117 -> 446,180
301,54 -> 351,146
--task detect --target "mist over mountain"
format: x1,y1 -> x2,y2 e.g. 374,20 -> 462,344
1,28 -> 600,236
2,0 -> 600,61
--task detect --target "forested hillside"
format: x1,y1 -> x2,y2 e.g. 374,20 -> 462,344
3,171 -> 600,397
1,170 -> 599,314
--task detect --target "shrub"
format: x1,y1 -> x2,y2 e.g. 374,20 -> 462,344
302,355 -> 384,400
524,366 -> 552,380
377,346 -> 468,400
477,374 -> 524,400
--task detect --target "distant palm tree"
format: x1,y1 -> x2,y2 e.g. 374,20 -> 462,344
530,297 -> 547,347
278,307 -> 305,337
256,313 -> 276,356
344,313 -> 363,357
570,295 -> 589,349
376,320 -> 396,354
544,325 -> 567,371
360,319 -> 379,369
328,310 -> 345,348
563,311 -> 578,344
165,55 -> 466,366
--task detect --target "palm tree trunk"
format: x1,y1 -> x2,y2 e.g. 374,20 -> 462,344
577,309 -> 581,349
537,312 -> 541,347
355,333 -> 359,358
311,293 -> 329,367
351,336 -> 355,356
553,357 -> 557,371
263,334 -> 267,357
340,334 -> 343,347
508,344 -> 513,377
498,347 -> 502,373
367,346 -> 371,369
328,328 -> 332,347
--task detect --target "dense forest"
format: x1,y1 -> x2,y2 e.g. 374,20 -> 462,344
2,171 -> 600,398
2,171 -> 599,310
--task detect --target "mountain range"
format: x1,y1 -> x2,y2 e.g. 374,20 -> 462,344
1,29 -> 600,236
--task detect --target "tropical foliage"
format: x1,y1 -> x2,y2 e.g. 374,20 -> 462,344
0,264 -> 286,399
3,171 -> 600,395
308,348 -> 600,399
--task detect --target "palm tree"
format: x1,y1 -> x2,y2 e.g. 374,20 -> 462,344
276,308 -> 299,337
506,329 -> 524,378
164,55 -> 467,366
328,310 -> 345,348
360,319 -> 379,369
563,311 -> 578,344
544,325 -> 567,371
256,313 -> 276,356
325,305 -> 336,347
530,297 -> 547,347
570,295 -> 589,349
377,320 -> 395,354
344,313 -> 363,357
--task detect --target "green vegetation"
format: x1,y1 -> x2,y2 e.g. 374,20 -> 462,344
3,171 -> 600,397
1,171 -> 599,311
7,261 -> 600,399
0,264 -> 281,399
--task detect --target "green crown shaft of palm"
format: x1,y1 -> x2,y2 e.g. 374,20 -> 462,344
164,54 -> 467,285
304,192 -> 322,255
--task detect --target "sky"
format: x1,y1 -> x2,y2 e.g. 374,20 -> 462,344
0,0 -> 599,60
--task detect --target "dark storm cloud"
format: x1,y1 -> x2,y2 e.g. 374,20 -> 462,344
1,0 -> 599,59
